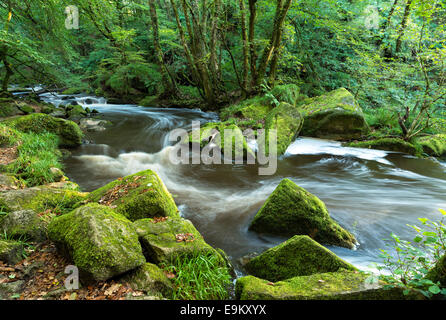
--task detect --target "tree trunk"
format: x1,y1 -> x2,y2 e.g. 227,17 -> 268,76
395,0 -> 413,54
239,0 -> 250,92
248,0 -> 258,88
148,0 -> 178,97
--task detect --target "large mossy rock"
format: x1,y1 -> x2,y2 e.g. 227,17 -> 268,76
0,99 -> 23,118
244,235 -> 356,282
426,255 -> 446,287
121,262 -> 174,298
3,113 -> 83,148
134,217 -> 222,264
0,240 -> 23,265
0,210 -> 46,242
0,184 -> 87,214
264,102 -> 304,156
235,270 -> 423,300
220,96 -> 273,123
249,179 -> 356,249
88,169 -> 179,222
186,122 -> 255,161
347,138 -> 421,156
299,88 -> 369,140
48,203 -> 145,282
417,134 -> 446,157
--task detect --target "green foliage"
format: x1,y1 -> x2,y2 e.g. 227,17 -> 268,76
160,251 -> 232,300
7,131 -> 62,187
377,209 -> 446,299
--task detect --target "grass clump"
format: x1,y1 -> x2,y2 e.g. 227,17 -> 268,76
160,251 -> 232,300
7,131 -> 63,187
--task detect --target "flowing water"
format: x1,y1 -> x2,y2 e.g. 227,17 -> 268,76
41,93 -> 446,274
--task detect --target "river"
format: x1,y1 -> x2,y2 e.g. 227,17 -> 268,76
40,93 -> 446,274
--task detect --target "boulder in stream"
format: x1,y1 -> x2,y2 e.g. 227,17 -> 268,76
417,134 -> 446,157
235,270 -> 423,300
88,169 -> 179,221
263,102 -> 304,156
249,179 -> 357,249
347,137 -> 422,156
48,203 -> 145,282
134,217 -> 224,265
299,88 -> 369,140
244,235 -> 356,282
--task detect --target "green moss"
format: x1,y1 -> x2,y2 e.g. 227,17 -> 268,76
88,169 -> 179,221
67,105 -> 87,118
18,104 -> 34,115
139,96 -> 158,107
122,262 -> 173,298
235,270 -> 423,300
417,134 -> 446,157
187,122 -> 255,160
0,209 -> 46,242
426,255 -> 446,287
347,138 -> 422,156
299,88 -> 369,140
220,96 -> 272,122
0,240 -> 23,265
134,217 -> 224,265
48,203 -> 145,282
0,124 -> 21,147
249,179 -> 357,249
270,84 -> 302,106
263,102 -> 303,156
22,189 -> 88,216
3,113 -> 83,148
0,101 -> 21,118
245,235 -> 356,282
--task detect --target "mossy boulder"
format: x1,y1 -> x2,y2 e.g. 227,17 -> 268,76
347,138 -> 422,156
48,203 -> 145,282
235,270 -> 423,300
67,105 -> 87,118
0,209 -> 46,242
41,105 -> 55,114
249,179 -> 356,249
426,255 -> 446,287
3,113 -> 83,148
263,102 -> 304,156
134,217 -> 223,265
220,96 -> 273,123
0,240 -> 23,265
0,185 -> 87,215
0,100 -> 22,118
244,235 -> 356,282
121,262 -> 174,298
186,122 -> 255,161
299,88 -> 369,140
17,104 -> 34,115
88,169 -> 179,222
417,134 -> 446,157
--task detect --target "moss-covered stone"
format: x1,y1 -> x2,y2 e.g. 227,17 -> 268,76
0,185 -> 87,215
0,209 -> 46,242
121,262 -> 174,298
3,113 -> 83,148
347,138 -> 422,156
299,88 -> 369,140
220,96 -> 273,122
0,240 -> 23,265
88,169 -> 179,222
0,101 -> 22,118
186,122 -> 255,161
235,270 -> 423,300
249,179 -> 357,249
17,104 -> 34,115
67,105 -> 87,118
48,203 -> 145,282
426,255 -> 446,288
417,134 -> 446,157
245,235 -> 356,282
134,217 -> 223,265
263,102 -> 304,156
